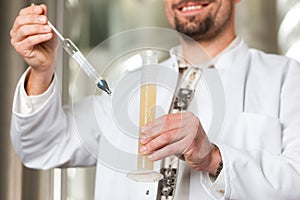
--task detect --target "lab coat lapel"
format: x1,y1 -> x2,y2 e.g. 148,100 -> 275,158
215,41 -> 250,143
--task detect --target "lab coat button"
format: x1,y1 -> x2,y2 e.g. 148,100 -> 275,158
25,101 -> 33,113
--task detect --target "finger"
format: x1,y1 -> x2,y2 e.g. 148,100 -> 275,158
19,5 -> 44,16
140,118 -> 185,144
13,33 -> 53,57
140,113 -> 193,144
13,24 -> 51,42
140,128 -> 184,154
141,112 -> 194,141
143,112 -> 194,131
153,112 -> 194,125
11,15 -> 48,37
147,139 -> 188,161
40,4 -> 48,15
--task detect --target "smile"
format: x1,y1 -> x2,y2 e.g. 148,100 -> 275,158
181,5 -> 202,12
177,2 -> 210,13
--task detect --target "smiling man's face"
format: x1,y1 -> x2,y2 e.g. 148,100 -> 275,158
164,0 -> 238,41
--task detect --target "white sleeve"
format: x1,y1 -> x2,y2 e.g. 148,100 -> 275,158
10,69 -> 98,169
15,68 -> 55,114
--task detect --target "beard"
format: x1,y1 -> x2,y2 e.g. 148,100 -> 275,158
174,5 -> 232,42
175,15 -> 215,41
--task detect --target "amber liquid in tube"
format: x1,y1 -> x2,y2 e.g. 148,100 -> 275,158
138,84 -> 156,170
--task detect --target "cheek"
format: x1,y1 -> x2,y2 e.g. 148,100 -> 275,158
213,2 -> 232,23
164,1 -> 175,27
165,11 -> 175,27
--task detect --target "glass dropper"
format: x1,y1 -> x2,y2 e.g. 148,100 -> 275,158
48,21 -> 111,95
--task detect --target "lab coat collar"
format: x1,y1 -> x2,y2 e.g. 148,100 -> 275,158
169,44 -> 213,70
168,36 -> 247,70
214,37 -> 249,70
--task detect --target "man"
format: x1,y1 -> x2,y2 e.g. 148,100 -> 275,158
10,0 -> 300,199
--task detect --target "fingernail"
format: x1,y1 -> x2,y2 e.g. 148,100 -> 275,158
34,6 -> 41,12
140,135 -> 147,143
141,126 -> 148,133
34,5 -> 42,12
44,33 -> 52,38
39,16 -> 46,22
43,25 -> 50,31
148,154 -> 154,160
140,146 -> 147,153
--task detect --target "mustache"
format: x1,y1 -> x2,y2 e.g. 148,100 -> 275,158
172,0 -> 214,10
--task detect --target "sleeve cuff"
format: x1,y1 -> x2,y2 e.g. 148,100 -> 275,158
211,169 -> 225,193
200,144 -> 226,199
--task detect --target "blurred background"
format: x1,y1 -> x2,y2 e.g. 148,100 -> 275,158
1,0 -> 299,199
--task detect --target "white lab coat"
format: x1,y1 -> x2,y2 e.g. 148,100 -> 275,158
10,38 -> 300,200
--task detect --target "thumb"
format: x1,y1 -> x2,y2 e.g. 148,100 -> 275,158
40,4 -> 48,15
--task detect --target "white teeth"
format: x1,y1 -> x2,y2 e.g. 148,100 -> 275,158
182,5 -> 202,12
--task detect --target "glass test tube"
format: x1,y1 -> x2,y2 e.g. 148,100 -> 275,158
138,50 -> 158,170
127,50 -> 163,182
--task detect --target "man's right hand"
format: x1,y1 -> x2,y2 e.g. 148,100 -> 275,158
10,4 -> 58,95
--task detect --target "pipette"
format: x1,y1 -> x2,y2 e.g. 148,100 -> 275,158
48,21 -> 112,95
